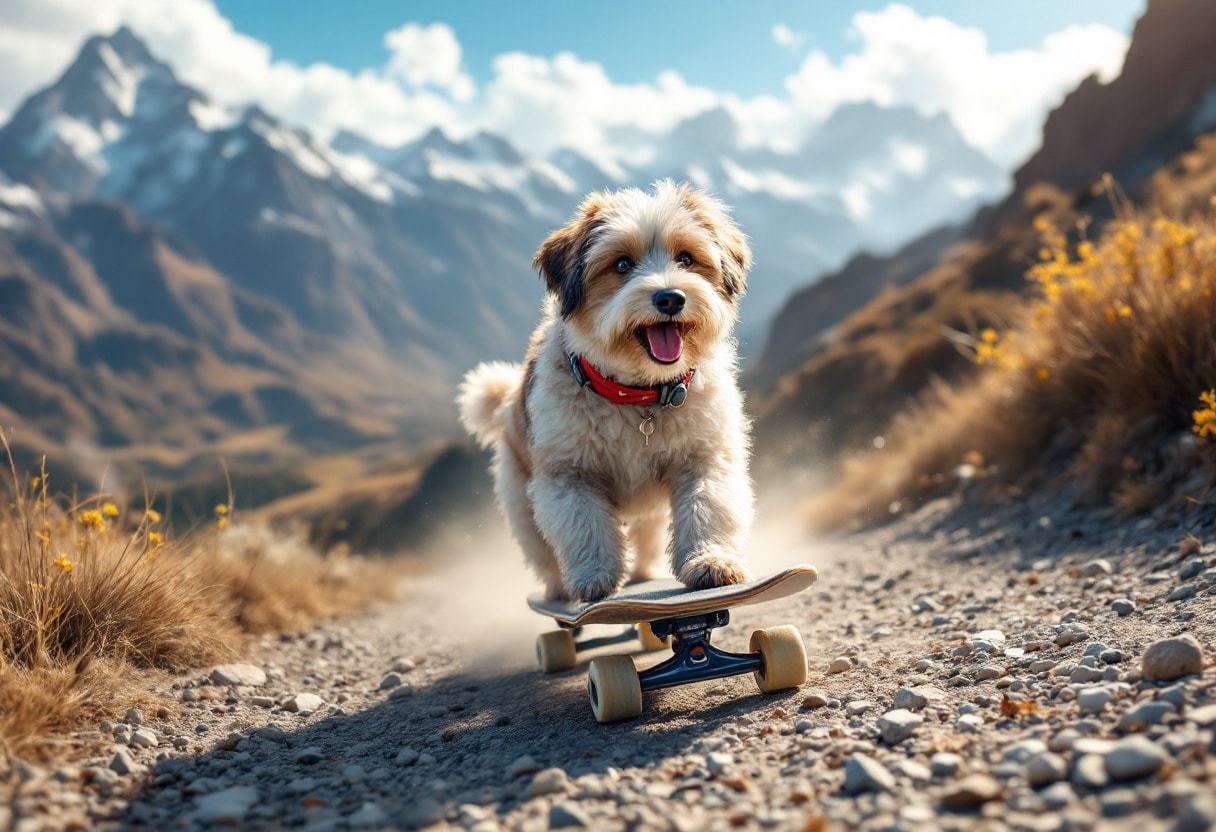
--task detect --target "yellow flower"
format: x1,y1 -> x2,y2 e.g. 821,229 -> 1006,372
214,504 -> 229,516
145,509 -> 162,524
102,502 -> 119,518
1194,390 -> 1216,438
217,517 -> 229,531
1037,368 -> 1051,381
78,510 -> 105,532
53,555 -> 73,575
148,531 -> 164,547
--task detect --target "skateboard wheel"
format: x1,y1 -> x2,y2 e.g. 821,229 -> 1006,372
636,623 -> 669,651
750,625 -> 808,693
536,630 -> 577,673
587,656 -> 642,723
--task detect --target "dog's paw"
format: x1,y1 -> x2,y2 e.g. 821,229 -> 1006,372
677,549 -> 753,589
564,571 -> 622,603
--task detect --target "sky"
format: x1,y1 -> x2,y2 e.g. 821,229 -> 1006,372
0,0 -> 1147,168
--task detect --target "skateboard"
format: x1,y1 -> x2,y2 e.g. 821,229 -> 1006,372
528,564 -> 818,723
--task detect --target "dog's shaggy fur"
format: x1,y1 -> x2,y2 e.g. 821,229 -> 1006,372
459,181 -> 755,601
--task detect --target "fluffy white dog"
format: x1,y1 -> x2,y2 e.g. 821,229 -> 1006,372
459,180 -> 755,602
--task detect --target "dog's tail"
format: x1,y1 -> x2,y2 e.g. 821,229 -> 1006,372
457,361 -> 523,448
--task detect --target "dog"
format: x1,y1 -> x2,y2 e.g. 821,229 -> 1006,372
458,180 -> 755,602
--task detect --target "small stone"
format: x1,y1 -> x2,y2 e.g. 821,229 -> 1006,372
395,747 -> 420,766
802,690 -> 829,708
930,753 -> 963,778
389,684 -> 415,699
392,658 -> 416,673
1186,703 -> 1216,726
109,748 -> 139,776
194,723 -> 211,734
1180,560 -> 1207,580
878,709 -> 923,744
794,719 -> 814,733
707,752 -> 734,775
898,759 -> 932,781
1141,635 -> 1204,681
283,693 -> 324,714
1104,736 -> 1167,781
973,629 -> 1006,646
827,657 -> 852,674
846,700 -> 874,717
250,696 -> 274,708
129,728 -> 158,749
255,726 -> 288,743
1003,739 -> 1048,763
348,802 -> 386,827
892,687 -> 928,711
843,754 -> 895,794
1026,752 -> 1068,787
1100,788 -> 1140,818
379,673 -> 402,691
208,664 -> 266,687
549,802 -> 592,829
180,689 -> 200,702
1040,781 -> 1076,810
124,708 -> 144,725
1118,701 -> 1176,732
955,714 -> 984,734
1076,686 -> 1113,714
976,665 -> 1004,681
941,774 -> 1001,809
1081,559 -> 1112,578
1029,659 -> 1057,673
527,768 -> 569,798
194,786 -> 259,824
1110,599 -> 1136,617
1168,585 -> 1198,602
294,747 -> 324,765
507,755 -> 541,779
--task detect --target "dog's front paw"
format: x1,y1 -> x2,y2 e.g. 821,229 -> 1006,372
564,570 -> 622,604
677,548 -> 753,589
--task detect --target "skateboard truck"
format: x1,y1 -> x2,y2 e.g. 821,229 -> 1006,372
636,611 -> 762,692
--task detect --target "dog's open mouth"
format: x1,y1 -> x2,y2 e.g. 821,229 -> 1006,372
638,322 -> 685,364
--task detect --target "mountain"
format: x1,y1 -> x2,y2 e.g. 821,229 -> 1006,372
752,0 -> 1216,469
0,25 -> 1009,483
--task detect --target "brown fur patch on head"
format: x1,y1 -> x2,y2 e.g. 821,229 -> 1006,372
533,192 -> 611,317
678,186 -> 752,298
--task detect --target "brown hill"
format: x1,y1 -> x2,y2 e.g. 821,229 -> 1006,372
752,0 -> 1216,473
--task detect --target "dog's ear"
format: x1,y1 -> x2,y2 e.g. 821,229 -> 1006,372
533,193 -> 607,317
680,187 -> 751,298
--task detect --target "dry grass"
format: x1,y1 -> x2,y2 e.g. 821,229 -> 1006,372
0,439 -> 401,761
811,196 -> 1216,529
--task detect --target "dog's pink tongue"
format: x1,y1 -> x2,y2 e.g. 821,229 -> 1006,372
645,322 -> 683,363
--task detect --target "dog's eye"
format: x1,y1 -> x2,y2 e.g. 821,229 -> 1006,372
614,257 -> 633,275
676,252 -> 693,268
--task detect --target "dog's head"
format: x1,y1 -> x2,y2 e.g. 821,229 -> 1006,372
534,180 -> 751,385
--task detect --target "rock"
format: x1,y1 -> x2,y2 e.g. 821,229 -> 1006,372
507,755 -> 541,779
846,700 -> 874,717
294,747 -> 324,765
976,665 -> 1004,681
930,753 -> 963,778
1110,599 -> 1136,616
1141,634 -> 1204,681
379,672 -> 402,690
1026,752 -> 1068,787
1081,559 -> 1112,577
1040,781 -> 1076,809
124,708 -> 144,725
1168,585 -> 1198,602
1029,659 -> 1057,673
1071,754 -> 1109,789
1003,739 -> 1048,763
395,748 -> 420,766
706,753 -> 734,775
1104,736 -> 1168,781
955,714 -> 984,734
109,748 -> 139,776
973,629 -> 1006,646
802,690 -> 829,708
208,664 -> 266,687
392,658 -> 417,673
843,754 -> 895,794
1117,701 -> 1176,732
1100,788 -> 1140,818
129,728 -> 158,748
827,657 -> 852,674
348,802 -> 386,827
528,768 -> 570,798
193,786 -> 259,824
549,802 -> 592,829
283,693 -> 324,714
892,687 -> 927,711
878,709 -> 923,744
389,684 -> 415,700
1076,686 -> 1113,714
1186,703 -> 1216,726
941,774 -> 1001,808
255,725 -> 288,743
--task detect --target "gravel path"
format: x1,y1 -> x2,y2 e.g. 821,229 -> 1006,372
7,492 -> 1216,831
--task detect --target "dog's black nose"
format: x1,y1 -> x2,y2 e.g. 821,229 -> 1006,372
652,289 -> 686,316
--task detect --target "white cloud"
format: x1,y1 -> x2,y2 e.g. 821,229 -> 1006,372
783,4 -> 1129,164
771,24 -> 806,51
0,0 -> 1132,168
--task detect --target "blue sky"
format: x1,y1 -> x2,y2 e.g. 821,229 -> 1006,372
213,0 -> 1145,98
1,1 -> 1146,167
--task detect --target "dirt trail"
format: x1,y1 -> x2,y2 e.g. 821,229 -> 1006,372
9,493 -> 1216,831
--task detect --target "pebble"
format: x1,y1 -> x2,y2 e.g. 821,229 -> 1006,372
1026,752 -> 1068,787
877,709 -> 923,744
109,749 -> 139,776
1077,686 -> 1113,714
1003,739 -> 1048,763
1081,559 -> 1113,577
827,656 -> 852,674
1141,634 -> 1204,681
549,802 -> 592,829
892,687 -> 927,710
507,755 -> 541,779
378,672 -> 402,690
129,728 -> 158,749
843,754 -> 895,794
395,748 -> 420,766
929,753 -> 963,778
955,714 -> 984,733
526,768 -> 569,798
1104,736 -> 1168,781
124,708 -> 144,726
207,664 -> 267,687
1110,598 -> 1137,616
282,693 -> 324,714
392,658 -> 417,673
940,774 -> 1001,808
1118,700 -> 1175,732
1071,754 -> 1109,789
294,747 -> 324,765
193,786 -> 259,824
802,690 -> 829,708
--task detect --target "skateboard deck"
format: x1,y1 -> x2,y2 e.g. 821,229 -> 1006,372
528,564 -> 818,627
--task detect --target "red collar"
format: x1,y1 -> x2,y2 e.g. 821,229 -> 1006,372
568,354 -> 695,408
